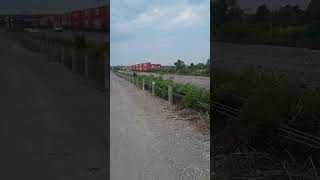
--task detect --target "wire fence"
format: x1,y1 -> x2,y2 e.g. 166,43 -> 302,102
213,92 -> 320,150
114,71 -> 210,113
15,32 -> 107,89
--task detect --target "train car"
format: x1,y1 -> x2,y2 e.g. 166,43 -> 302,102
141,62 -> 151,71
39,16 -> 49,28
53,15 -> 62,27
66,12 -> 72,29
151,64 -> 161,71
71,10 -> 83,29
61,14 -> 68,28
130,62 -> 160,72
92,5 -> 109,31
82,7 -> 95,30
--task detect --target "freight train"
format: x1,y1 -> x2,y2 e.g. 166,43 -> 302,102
130,62 -> 161,72
39,5 -> 109,32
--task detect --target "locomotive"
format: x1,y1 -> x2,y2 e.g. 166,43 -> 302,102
39,5 -> 109,32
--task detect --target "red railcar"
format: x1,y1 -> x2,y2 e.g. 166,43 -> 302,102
151,64 -> 161,71
40,5 -> 109,31
71,10 -> 83,29
130,62 -> 161,72
92,6 -> 109,31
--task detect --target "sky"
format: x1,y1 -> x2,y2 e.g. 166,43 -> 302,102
110,0 -> 210,66
0,0 -> 108,14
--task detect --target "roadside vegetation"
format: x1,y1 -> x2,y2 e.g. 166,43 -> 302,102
159,59 -> 210,77
213,67 -> 320,177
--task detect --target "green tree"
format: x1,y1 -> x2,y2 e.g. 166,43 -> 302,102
206,59 -> 210,66
174,59 -> 186,69
255,4 -> 271,22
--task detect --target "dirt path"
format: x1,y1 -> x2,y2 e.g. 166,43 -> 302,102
0,29 -> 107,179
110,71 -> 210,180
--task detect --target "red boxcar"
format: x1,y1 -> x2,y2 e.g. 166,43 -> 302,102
71,10 -> 83,29
151,64 -> 161,71
92,6 -> 109,31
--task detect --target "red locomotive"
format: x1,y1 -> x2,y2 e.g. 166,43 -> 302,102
130,62 -> 161,72
39,5 -> 109,32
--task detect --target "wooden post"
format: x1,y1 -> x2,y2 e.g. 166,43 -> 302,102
152,81 -> 155,95
168,86 -> 173,105
142,78 -> 145,90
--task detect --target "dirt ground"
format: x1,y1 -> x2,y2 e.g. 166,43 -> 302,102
110,71 -> 210,180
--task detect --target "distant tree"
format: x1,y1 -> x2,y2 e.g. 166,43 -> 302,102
195,63 -> 205,69
190,63 -> 194,68
174,59 -> 186,69
308,0 -> 320,19
254,4 -> 271,22
272,5 -> 306,25
206,59 -> 211,66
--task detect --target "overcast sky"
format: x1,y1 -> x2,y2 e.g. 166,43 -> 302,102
110,0 -> 210,66
0,0 -> 108,14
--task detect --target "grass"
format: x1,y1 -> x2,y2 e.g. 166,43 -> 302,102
159,66 -> 210,77
213,67 -> 320,161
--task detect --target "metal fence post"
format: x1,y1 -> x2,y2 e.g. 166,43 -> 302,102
142,78 -> 145,90
152,81 -> 155,95
168,85 -> 173,105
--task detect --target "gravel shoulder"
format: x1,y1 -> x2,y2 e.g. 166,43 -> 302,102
110,71 -> 210,180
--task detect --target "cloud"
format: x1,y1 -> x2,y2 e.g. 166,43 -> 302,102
111,0 -> 210,66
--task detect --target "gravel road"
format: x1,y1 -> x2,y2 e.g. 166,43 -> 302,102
213,42 -> 320,83
110,71 -> 210,180
0,29 -> 107,179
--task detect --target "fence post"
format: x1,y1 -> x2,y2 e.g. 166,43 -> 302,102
168,85 -> 173,105
47,40 -> 52,62
84,53 -> 89,80
142,78 -> 145,90
152,82 -> 155,95
60,45 -> 65,63
71,47 -> 77,73
53,41 -> 57,62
